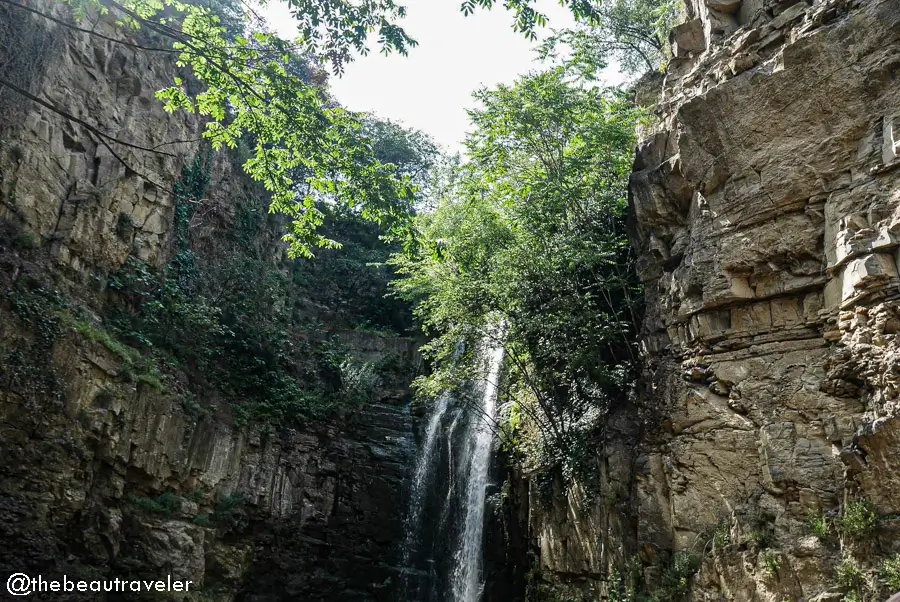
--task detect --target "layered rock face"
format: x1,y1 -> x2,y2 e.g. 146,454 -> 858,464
0,0 -> 198,279
0,4 -> 419,600
629,0 -> 900,598
519,0 -> 900,600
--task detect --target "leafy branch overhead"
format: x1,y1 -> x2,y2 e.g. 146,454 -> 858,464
53,0 -> 605,257
540,0 -> 682,77
60,0 -> 418,257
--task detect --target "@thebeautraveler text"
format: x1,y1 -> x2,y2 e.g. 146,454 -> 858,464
6,573 -> 194,596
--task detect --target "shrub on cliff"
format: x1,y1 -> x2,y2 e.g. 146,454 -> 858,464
105,150 -> 414,427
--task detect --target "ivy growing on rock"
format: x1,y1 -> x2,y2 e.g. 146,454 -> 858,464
106,150 -> 413,427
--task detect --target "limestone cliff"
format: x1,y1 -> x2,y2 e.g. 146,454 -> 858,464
518,0 -> 900,600
0,3 -> 420,600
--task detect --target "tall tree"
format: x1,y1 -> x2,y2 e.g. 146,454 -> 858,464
392,68 -> 643,475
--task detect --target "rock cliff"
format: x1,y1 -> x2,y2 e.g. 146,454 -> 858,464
4,0 -> 900,600
519,0 -> 900,600
0,3 -> 420,600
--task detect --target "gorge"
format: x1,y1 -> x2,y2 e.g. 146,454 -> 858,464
1,0 -> 899,600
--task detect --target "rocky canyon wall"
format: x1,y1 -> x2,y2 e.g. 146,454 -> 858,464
0,3 -> 419,600
521,0 -> 900,600
4,1 -> 900,601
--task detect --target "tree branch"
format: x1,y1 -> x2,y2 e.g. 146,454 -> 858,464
0,0 -> 178,54
0,74 -> 178,158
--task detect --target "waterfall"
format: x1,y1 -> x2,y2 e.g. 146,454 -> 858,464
450,339 -> 504,602
400,390 -> 452,592
401,334 -> 504,602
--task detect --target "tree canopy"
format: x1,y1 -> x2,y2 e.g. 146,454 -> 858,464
540,0 -> 682,77
391,67 -> 644,477
20,0 -> 611,258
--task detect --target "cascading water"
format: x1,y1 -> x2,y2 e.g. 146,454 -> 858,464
400,335 -> 505,602
450,339 -> 504,602
400,390 -> 452,593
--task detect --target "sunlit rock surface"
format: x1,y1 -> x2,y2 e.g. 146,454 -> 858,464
517,0 -> 900,600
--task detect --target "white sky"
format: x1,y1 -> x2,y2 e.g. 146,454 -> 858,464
258,0 -> 624,152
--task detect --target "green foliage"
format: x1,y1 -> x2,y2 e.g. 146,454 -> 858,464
745,528 -> 771,548
880,553 -> 900,591
2,280 -> 68,407
653,552 -> 700,602
212,491 -> 247,527
835,557 -> 866,598
192,514 -> 213,527
842,499 -> 879,540
392,68 -> 642,482
338,357 -> 381,405
1,254 -> 170,409
185,486 -> 207,503
607,556 -> 645,602
12,230 -> 39,250
292,203 -> 415,334
712,523 -> 731,550
107,155 -> 403,428
181,391 -> 209,418
116,212 -> 135,241
538,0 -> 683,78
807,511 -> 833,540
6,280 -> 65,350
61,0 -> 417,258
59,0 -> 602,257
60,313 -> 166,391
266,0 -> 604,68
362,116 -> 439,199
760,551 -> 780,578
128,491 -> 182,517
188,0 -> 251,39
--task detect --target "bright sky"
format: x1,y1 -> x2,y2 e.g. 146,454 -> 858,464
258,1 -> 623,152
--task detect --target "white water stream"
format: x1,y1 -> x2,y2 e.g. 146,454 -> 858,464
401,335 -> 504,602
401,391 -> 452,576
450,339 -> 504,602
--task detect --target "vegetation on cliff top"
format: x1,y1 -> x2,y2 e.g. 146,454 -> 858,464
391,63 -> 644,486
